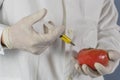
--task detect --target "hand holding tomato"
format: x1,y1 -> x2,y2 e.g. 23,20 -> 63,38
75,48 -> 109,70
74,48 -> 120,78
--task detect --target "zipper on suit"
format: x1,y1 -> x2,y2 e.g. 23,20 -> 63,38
62,0 -> 75,80
62,0 -> 67,80
62,0 -> 73,80
62,0 -> 66,52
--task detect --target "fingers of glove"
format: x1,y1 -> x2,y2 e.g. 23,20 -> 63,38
70,56 -> 84,75
48,21 -> 55,26
108,51 -> 120,61
43,24 -> 49,34
52,25 -> 65,37
43,25 -> 65,42
36,24 -> 65,44
24,9 -> 47,26
43,22 -> 55,33
74,63 -> 83,74
43,21 -> 55,34
82,64 -> 100,78
81,64 -> 89,75
94,61 -> 117,75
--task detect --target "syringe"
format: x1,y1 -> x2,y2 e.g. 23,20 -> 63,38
60,34 -> 75,46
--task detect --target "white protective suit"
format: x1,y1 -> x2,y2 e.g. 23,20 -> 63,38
0,0 -> 120,80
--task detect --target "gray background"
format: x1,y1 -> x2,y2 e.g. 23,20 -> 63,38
104,0 -> 120,80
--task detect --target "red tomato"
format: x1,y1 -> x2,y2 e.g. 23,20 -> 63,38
76,48 -> 109,70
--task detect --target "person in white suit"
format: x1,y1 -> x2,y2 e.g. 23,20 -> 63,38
0,0 -> 120,80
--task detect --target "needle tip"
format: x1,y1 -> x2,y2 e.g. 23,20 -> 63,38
71,42 -> 75,46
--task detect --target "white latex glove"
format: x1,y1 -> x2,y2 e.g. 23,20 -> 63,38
74,51 -> 120,78
2,9 -> 65,54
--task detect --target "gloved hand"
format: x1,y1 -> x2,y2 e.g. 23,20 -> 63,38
74,51 -> 120,78
2,9 -> 65,54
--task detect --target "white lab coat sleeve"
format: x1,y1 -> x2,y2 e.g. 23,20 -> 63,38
97,0 -> 120,70
97,0 -> 120,54
0,0 -> 7,55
